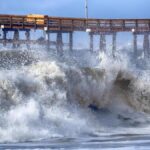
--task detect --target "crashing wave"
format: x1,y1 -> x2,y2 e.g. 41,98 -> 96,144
0,49 -> 149,142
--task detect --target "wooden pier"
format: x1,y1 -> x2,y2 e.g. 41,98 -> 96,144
0,14 -> 150,57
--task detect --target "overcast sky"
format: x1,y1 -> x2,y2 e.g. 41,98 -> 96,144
0,0 -> 150,18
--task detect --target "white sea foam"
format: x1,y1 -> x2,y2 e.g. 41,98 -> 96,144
0,48 -> 149,142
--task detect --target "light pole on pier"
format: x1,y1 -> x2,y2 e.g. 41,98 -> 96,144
85,0 -> 91,32
85,0 -> 88,20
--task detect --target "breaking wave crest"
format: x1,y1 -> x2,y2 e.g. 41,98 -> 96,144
0,49 -> 150,142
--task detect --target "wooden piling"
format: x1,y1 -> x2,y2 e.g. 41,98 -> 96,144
69,32 -> 73,51
56,32 -> 63,55
112,33 -> 116,57
133,33 -> 137,58
90,33 -> 93,52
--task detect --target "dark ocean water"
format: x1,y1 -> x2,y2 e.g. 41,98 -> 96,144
1,135 -> 150,150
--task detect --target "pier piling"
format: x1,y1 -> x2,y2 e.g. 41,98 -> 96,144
90,33 -> 93,52
69,32 -> 73,51
112,33 -> 116,57
25,30 -> 30,50
3,30 -> 7,47
133,33 -> 137,58
45,31 -> 50,50
13,30 -> 19,49
143,33 -> 149,57
56,32 -> 63,55
100,34 -> 106,52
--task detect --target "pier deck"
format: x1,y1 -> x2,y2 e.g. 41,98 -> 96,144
0,14 -> 150,32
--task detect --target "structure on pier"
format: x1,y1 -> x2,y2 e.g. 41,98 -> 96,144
0,14 -> 150,57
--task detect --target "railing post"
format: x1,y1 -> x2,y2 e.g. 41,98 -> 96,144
135,20 -> 138,30
122,20 -> 125,30
110,20 -> 112,29
47,17 -> 49,29
22,17 -> 24,29
71,20 -> 74,31
59,19 -> 61,30
10,16 -> 12,28
34,18 -> 37,29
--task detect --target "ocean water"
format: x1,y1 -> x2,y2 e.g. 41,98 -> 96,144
0,47 -> 150,150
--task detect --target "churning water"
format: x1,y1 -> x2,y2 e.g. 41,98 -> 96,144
0,47 -> 150,150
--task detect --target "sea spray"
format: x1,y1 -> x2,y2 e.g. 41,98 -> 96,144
0,49 -> 149,142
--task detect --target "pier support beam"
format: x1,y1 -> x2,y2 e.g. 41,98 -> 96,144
133,33 -> 137,59
112,33 -> 116,57
3,30 -> 7,46
90,33 -> 93,52
143,33 -> 149,58
69,32 -> 73,51
147,33 -> 150,58
45,31 -> 50,50
100,34 -> 106,52
13,30 -> 19,49
25,30 -> 30,50
56,32 -> 63,55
